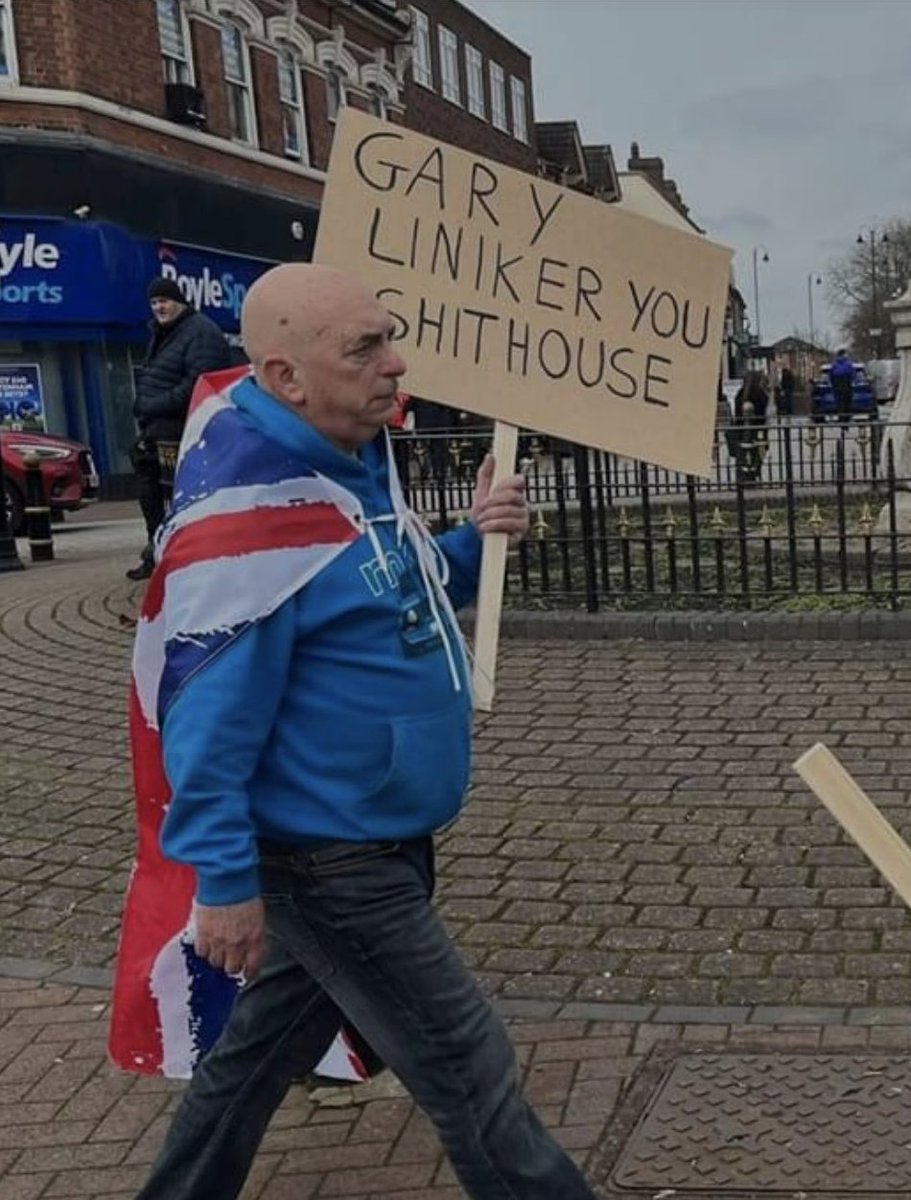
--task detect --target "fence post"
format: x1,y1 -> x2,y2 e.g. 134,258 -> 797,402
23,452 -> 54,563
573,444 -> 599,613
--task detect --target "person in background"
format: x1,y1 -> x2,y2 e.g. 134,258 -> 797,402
728,370 -> 769,482
777,364 -> 796,417
128,263 -> 598,1200
126,277 -> 231,581
830,348 -> 855,425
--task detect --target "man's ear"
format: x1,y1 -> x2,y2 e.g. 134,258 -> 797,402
260,357 -> 307,409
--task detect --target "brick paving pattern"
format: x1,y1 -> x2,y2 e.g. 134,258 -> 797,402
1,518 -> 911,1196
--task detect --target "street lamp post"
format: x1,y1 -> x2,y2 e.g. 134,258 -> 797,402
807,273 -> 822,383
857,226 -> 889,358
751,246 -> 770,346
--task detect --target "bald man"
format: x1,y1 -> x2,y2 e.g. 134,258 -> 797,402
132,265 -> 598,1200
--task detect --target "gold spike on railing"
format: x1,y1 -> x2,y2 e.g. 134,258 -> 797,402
617,506 -> 631,536
807,503 -> 824,533
858,501 -> 875,535
710,505 -> 727,533
533,511 -> 549,541
758,505 -> 774,536
664,506 -> 679,539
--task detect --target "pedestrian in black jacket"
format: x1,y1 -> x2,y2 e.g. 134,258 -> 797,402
127,277 -> 231,580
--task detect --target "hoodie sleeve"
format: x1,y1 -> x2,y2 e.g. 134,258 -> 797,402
435,522 -> 483,610
160,598 -> 297,906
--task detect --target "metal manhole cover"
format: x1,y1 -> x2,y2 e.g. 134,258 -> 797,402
606,1052 -> 911,1197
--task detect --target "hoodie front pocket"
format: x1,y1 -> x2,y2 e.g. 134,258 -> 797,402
369,708 -> 471,830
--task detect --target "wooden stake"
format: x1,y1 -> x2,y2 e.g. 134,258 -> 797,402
793,742 -> 911,910
472,421 -> 519,712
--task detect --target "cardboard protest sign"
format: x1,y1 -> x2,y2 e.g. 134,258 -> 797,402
315,109 -> 732,477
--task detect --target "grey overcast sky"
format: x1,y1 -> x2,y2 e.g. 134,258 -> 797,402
470,0 -> 911,347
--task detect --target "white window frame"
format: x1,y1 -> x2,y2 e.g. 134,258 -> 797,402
489,60 -> 507,131
0,0 -> 20,86
438,24 -> 460,105
156,0 -> 194,85
326,66 -> 347,123
410,7 -> 432,90
221,19 -> 257,146
368,84 -> 388,121
464,43 -> 484,120
277,48 -> 308,163
510,75 -> 528,143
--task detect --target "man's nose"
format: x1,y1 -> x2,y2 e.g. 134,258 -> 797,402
383,348 -> 407,378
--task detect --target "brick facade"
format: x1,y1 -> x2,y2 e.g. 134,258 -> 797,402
1,0 -> 410,202
402,0 -> 536,173
2,0 -> 536,208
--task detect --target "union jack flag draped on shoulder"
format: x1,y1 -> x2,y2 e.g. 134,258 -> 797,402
110,365 -> 376,1081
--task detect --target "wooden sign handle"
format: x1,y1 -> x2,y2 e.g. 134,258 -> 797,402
793,742 -> 911,910
472,421 -> 519,712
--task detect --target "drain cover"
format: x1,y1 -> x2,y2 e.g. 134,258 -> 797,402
607,1052 -> 911,1197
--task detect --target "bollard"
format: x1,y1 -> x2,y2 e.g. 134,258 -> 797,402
23,452 -> 54,562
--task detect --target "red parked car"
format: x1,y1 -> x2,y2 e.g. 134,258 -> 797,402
1,429 -> 99,535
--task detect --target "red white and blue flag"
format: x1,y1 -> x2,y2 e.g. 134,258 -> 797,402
109,366 -> 373,1080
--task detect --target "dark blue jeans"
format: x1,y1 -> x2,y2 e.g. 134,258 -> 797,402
136,837 -> 598,1199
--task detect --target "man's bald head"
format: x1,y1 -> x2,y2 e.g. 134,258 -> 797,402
241,263 -> 378,369
239,262 -> 407,452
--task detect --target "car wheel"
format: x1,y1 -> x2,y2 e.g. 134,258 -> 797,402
4,481 -> 25,536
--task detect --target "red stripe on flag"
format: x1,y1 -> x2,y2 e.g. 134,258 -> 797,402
143,502 -> 358,620
187,365 -> 252,418
109,686 -> 194,1074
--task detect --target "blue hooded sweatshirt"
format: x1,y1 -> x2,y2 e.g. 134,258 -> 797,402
160,377 -> 482,905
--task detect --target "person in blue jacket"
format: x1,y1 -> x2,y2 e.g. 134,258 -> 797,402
135,263 -> 599,1200
830,348 -> 855,424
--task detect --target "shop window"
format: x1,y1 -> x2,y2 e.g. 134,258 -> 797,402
465,43 -> 484,119
438,25 -> 459,105
156,0 -> 193,85
510,76 -> 528,143
277,49 -> 308,162
221,20 -> 256,144
489,60 -> 507,131
326,67 -> 347,123
0,0 -> 19,85
410,7 -> 432,89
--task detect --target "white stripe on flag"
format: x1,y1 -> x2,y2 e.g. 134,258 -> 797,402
163,542 -> 355,642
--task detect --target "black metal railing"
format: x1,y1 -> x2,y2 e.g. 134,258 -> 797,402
392,417 -> 911,611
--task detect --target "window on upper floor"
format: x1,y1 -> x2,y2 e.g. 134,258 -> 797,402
369,84 -> 388,121
438,25 -> 459,105
326,66 -> 347,123
489,60 -> 507,131
410,7 -> 432,90
0,0 -> 19,85
277,49 -> 309,162
465,43 -> 484,119
156,0 -> 193,85
510,75 -> 528,143
221,20 -> 256,144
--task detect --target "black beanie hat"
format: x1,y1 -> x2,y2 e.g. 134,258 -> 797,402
147,276 -> 186,303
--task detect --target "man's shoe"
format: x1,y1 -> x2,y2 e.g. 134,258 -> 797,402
126,560 -> 154,581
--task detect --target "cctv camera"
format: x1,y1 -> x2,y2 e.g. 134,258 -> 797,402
73,205 -> 92,219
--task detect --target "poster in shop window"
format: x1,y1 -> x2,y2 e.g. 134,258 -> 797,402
0,363 -> 45,431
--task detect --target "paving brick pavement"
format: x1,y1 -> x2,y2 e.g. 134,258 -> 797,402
3,514 -> 911,1196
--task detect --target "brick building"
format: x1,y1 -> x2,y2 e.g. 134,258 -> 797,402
0,0 -> 534,490
0,0 -> 415,486
402,0 -> 535,173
